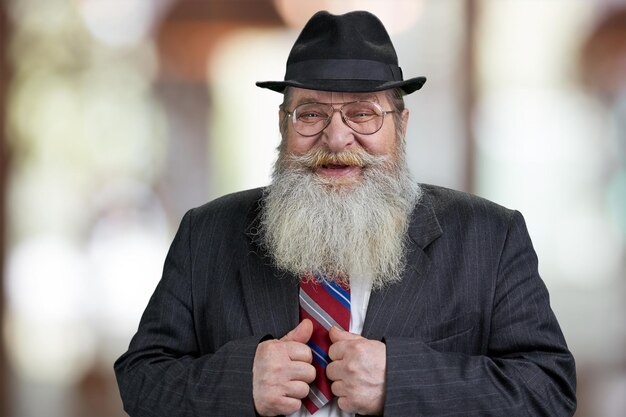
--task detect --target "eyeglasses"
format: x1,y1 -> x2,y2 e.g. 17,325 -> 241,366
283,101 -> 395,137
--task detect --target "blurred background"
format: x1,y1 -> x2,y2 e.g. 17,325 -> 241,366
0,0 -> 624,416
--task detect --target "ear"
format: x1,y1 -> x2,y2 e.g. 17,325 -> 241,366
401,108 -> 410,137
279,108 -> 290,133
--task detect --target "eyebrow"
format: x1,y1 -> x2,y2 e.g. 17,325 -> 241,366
293,94 -> 380,106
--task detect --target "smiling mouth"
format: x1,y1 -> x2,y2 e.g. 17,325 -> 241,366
315,164 -> 361,179
322,164 -> 351,169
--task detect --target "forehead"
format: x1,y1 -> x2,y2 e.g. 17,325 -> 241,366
290,88 -> 388,105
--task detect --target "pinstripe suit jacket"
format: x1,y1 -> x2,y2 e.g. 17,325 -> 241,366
114,184 -> 576,417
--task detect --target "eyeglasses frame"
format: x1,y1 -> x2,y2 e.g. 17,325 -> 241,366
282,100 -> 396,137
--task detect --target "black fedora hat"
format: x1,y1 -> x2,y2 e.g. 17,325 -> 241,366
256,10 -> 426,94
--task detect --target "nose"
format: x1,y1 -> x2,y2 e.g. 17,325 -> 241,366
321,108 -> 355,152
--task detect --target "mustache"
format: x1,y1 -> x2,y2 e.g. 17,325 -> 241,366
285,147 -> 387,170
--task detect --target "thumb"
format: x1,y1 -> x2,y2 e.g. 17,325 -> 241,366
281,319 -> 313,343
329,326 -> 361,343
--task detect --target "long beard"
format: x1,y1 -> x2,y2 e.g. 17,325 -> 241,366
259,146 -> 421,290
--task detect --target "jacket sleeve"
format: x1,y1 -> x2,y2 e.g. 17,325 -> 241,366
382,211 -> 577,416
113,210 -> 262,417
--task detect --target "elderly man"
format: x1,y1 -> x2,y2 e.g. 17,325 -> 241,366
114,10 -> 576,417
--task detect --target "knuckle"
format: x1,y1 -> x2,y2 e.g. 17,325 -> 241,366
290,342 -> 304,355
258,340 -> 281,356
352,340 -> 368,356
337,397 -> 354,413
328,345 -> 337,359
267,395 -> 284,409
284,403 -> 302,415
345,359 -> 360,375
325,362 -> 334,376
305,364 -> 316,382
294,381 -> 310,399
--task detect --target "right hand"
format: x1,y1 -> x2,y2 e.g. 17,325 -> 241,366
253,319 -> 316,416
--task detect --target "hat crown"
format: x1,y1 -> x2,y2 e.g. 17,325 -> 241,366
255,10 -> 426,94
288,11 -> 399,65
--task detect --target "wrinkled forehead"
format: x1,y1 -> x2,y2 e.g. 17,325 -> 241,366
290,88 -> 386,106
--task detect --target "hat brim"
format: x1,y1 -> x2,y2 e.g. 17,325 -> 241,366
255,76 -> 426,95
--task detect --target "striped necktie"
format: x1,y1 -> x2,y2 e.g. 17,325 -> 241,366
299,273 -> 351,414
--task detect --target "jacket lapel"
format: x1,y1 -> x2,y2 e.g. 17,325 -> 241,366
362,190 -> 442,339
241,194 -> 299,338
240,254 -> 299,338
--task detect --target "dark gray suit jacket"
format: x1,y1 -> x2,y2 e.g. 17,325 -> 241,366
114,184 -> 576,417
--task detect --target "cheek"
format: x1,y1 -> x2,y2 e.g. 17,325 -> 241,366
286,135 -> 317,155
357,134 -> 396,156
363,141 -> 388,155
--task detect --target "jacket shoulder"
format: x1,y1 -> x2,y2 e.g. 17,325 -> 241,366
185,187 -> 264,232
419,184 -> 517,227
193,187 -> 263,214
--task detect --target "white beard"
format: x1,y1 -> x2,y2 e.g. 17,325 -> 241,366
259,146 -> 421,290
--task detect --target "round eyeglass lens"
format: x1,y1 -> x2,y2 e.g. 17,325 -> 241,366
342,101 -> 384,134
292,101 -> 386,136
292,103 -> 333,136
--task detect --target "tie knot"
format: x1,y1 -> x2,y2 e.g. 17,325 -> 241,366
303,272 -> 350,291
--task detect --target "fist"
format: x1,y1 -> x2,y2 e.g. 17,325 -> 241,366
253,320 -> 316,416
326,326 -> 386,415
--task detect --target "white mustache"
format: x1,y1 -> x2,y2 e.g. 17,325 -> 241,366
283,147 -> 387,170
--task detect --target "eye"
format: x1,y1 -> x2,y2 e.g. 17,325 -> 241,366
299,111 -> 324,120
295,104 -> 330,123
343,102 -> 382,124
345,109 -> 377,123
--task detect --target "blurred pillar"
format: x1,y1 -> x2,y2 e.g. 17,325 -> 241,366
463,0 -> 478,193
0,3 -> 10,417
154,0 -> 283,220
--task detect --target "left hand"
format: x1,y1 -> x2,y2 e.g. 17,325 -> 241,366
326,327 -> 386,415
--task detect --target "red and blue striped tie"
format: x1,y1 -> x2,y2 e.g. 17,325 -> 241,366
299,273 -> 351,414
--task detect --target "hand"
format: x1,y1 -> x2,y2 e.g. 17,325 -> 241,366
252,319 -> 316,416
327,327 -> 386,415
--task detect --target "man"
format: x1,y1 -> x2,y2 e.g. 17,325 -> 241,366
114,10 -> 576,417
